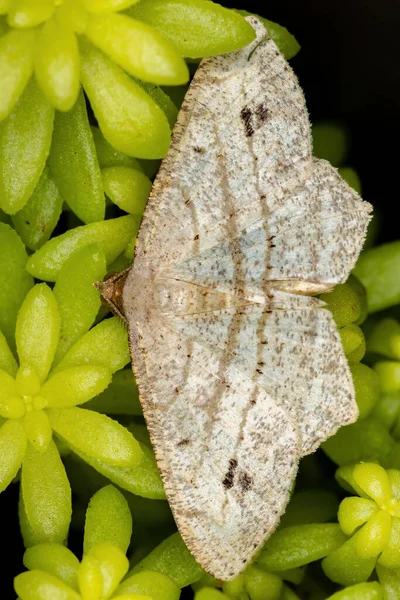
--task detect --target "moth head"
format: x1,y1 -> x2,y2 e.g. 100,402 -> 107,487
94,269 -> 130,323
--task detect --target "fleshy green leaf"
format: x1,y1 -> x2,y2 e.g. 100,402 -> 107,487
71,443 -> 165,499
19,489 -> 38,548
0,367 -> 15,402
84,485 -> 132,554
16,283 -> 60,382
312,122 -> 349,167
353,241 -> 400,313
131,531 -> 203,587
80,37 -> 171,158
14,570 -> 80,600
91,125 -> 143,170
194,589 -> 230,600
77,553 -> 103,599
83,0 -> 140,13
23,543 -> 80,589
21,440 -> 71,545
48,406 -> 143,467
84,368 -> 142,415
0,329 -> 18,376
354,510 -> 391,559
374,361 -> 400,395
86,13 -> 189,85
378,517 -> 400,568
53,244 -> 107,363
11,166 -> 63,251
15,363 -> 41,396
220,573 -> 244,596
372,393 -> 400,432
0,394 -> 26,419
49,89 -> 105,223
376,564 -> 400,598
322,418 -> 395,467
26,214 -> 138,281
116,571 -> 180,600
102,166 -> 152,215
388,469 -> 400,501
0,77 -> 54,213
352,463 -> 391,505
257,524 -> 347,571
336,462 -> 376,497
279,489 -> 339,529
320,275 -> 367,328
7,0 -> 55,28
133,78 -> 178,128
0,419 -> 26,492
351,363 -> 380,419
0,223 -> 33,350
35,18 -> 80,111
366,318 -> 400,360
340,324 -> 366,364
0,28 -> 36,121
23,409 -> 53,453
52,317 -> 130,375
86,543 -> 129,598
322,534 -> 376,586
53,0 -> 88,33
338,167 -> 362,195
281,586 -> 301,600
41,366 -> 112,407
338,497 -> 379,536
326,582 -> 382,600
127,0 -> 256,58
244,565 -> 283,600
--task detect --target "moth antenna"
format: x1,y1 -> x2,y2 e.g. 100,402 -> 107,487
247,34 -> 270,61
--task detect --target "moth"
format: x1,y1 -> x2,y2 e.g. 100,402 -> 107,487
99,17 -> 372,580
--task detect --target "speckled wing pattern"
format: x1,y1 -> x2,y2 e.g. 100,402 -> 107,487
121,17 -> 372,580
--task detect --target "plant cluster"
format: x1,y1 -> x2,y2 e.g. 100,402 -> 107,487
1,1 -> 399,598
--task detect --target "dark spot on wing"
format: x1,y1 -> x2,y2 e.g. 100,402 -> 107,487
240,107 -> 254,137
255,102 -> 269,122
222,458 -> 238,489
177,439 -> 190,447
193,146 -> 205,153
239,472 -> 253,492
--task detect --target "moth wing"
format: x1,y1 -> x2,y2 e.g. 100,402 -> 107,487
125,309 -> 299,580
171,158 -> 371,300
136,16 -> 312,270
165,289 -> 357,455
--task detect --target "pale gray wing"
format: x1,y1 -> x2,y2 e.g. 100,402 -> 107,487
163,287 -> 358,456
135,16 -> 312,271
124,306 -> 299,580
170,159 -> 371,299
